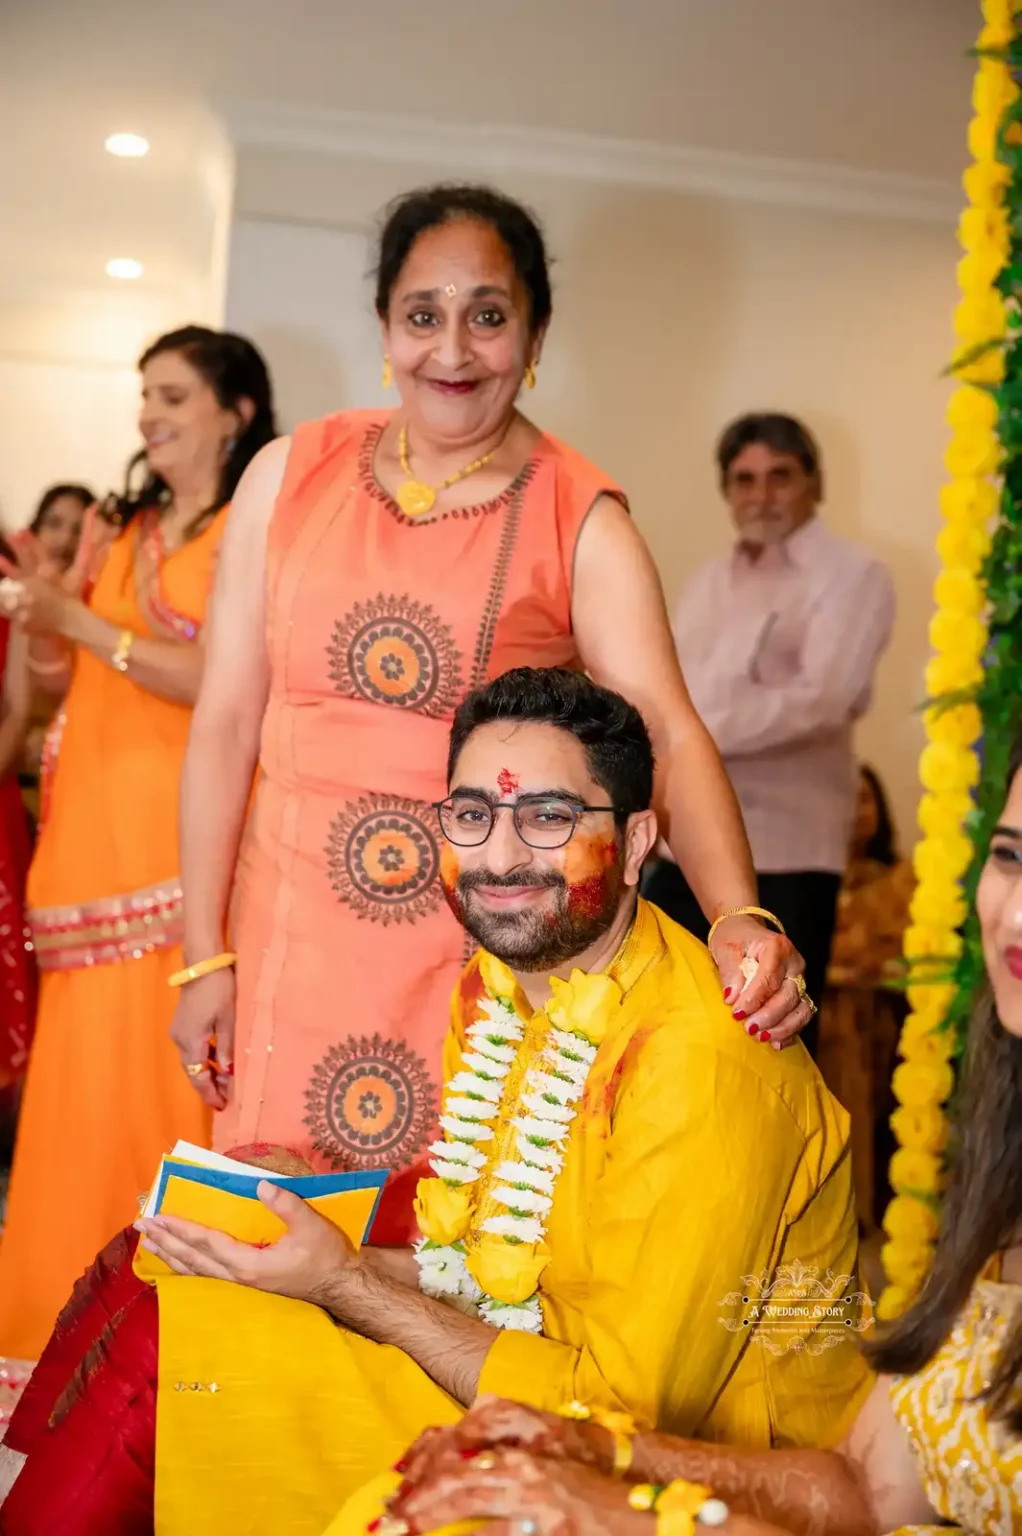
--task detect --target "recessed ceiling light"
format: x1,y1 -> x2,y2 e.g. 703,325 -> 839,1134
105,133 -> 149,158
106,257 -> 144,280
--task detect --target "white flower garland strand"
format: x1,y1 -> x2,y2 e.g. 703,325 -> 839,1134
415,992 -> 598,1333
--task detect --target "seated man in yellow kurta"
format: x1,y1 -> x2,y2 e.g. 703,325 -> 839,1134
4,668 -> 870,1536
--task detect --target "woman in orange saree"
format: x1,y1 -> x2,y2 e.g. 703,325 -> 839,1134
0,325 -> 277,1361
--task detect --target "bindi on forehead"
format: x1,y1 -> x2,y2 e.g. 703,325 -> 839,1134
497,767 -> 520,798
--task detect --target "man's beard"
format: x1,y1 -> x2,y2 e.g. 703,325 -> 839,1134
447,863 -> 626,973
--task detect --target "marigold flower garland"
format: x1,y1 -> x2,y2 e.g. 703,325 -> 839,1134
878,0 -> 1018,1321
414,952 -> 621,1333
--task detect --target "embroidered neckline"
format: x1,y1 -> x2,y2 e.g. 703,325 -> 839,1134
358,421 -> 540,527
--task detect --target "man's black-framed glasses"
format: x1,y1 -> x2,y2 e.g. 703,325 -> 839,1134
434,792 -> 617,850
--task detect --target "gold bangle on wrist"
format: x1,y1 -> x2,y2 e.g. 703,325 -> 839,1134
559,1400 -> 635,1477
628,1480 -> 730,1533
168,951 -> 237,989
706,905 -> 787,948
111,628 -> 134,673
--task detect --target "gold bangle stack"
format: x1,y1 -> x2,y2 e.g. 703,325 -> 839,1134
168,951 -> 237,989
706,905 -> 786,948
628,1480 -> 730,1533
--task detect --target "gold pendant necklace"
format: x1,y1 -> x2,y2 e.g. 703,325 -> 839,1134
395,425 -> 502,518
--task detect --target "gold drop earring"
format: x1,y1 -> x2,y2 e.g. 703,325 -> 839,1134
524,361 -> 537,390
381,355 -> 393,390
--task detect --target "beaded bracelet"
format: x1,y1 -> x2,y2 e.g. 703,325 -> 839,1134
628,1480 -> 730,1534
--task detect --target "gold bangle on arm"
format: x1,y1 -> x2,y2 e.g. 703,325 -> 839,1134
111,628 -> 134,673
559,1400 -> 634,1477
706,905 -> 787,948
168,951 -> 237,990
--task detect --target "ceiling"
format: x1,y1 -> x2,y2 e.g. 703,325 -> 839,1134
1,0 -> 977,327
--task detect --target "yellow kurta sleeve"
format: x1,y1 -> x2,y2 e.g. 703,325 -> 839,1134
478,1024 -> 810,1433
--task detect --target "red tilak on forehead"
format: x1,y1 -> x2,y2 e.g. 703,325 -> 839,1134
497,767 -> 520,797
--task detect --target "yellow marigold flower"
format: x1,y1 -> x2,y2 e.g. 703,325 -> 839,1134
953,287 -> 1007,342
890,1105 -> 951,1155
904,982 -> 956,1019
958,248 -> 1008,292
973,58 -> 1019,120
893,1059 -> 955,1110
923,701 -> 983,746
944,429 -> 1001,477
939,476 -> 998,524
884,1193 -> 940,1245
909,880 -> 967,933
913,831 -> 975,885
925,651 -> 984,696
901,1029 -> 957,1067
881,1239 -> 935,1288
962,159 -> 1011,206
936,521 -> 991,573
916,789 -> 974,840
929,610 -> 987,664
946,386 -> 999,432
891,1155 -> 946,1198
968,111 -> 1000,162
876,1284 -> 913,1322
903,924 -> 961,961
918,740 -> 981,795
977,18 -> 1015,49
958,203 -> 1009,256
981,0 -> 1013,30
468,1235 -> 550,1306
954,345 -> 1006,386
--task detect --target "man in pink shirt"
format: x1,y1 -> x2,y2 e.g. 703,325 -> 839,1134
646,413 -> 895,1056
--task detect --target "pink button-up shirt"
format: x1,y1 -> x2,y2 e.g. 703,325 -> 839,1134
672,517 -> 895,874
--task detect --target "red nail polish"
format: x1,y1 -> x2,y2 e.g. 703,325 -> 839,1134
367,1520 -> 382,1533
458,1448 -> 480,1461
760,1031 -> 772,1043
733,1010 -> 747,1022
723,987 -> 733,1002
746,1023 -> 759,1037
392,1458 -> 408,1474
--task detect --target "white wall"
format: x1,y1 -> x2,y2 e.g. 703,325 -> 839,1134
227,146 -> 955,844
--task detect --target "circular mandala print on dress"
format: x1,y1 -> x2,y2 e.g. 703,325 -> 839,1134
327,594 -> 463,717
303,1033 -> 438,1171
326,793 -> 442,924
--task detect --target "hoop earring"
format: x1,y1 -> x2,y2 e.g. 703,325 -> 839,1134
382,355 -> 393,390
524,361 -> 537,391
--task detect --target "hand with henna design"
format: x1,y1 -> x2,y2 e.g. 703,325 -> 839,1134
395,1396 -> 615,1488
388,1445 -> 798,1536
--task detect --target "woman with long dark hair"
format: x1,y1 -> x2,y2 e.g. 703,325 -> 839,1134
333,744 -> 1022,1535
0,325 -> 277,1360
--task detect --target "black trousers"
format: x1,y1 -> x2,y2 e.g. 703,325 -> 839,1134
641,862 -> 842,1059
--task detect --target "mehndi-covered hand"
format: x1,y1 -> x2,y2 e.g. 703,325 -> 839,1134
397,1396 -> 615,1488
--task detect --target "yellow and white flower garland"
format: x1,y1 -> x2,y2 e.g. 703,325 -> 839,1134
414,952 -> 618,1333
878,0 -> 1017,1321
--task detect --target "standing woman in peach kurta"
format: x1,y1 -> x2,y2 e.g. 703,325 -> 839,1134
0,326 -> 277,1360
173,186 -> 814,1244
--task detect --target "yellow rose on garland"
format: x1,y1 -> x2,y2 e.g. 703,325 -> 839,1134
893,1059 -> 955,1110
890,1148 -> 943,1197
890,1104 -> 950,1155
546,970 -> 621,1045
883,1194 -> 940,1246
467,1235 -> 550,1305
414,1178 -> 474,1245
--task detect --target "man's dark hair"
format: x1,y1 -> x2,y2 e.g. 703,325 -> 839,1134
716,412 -> 821,484
447,668 -> 654,817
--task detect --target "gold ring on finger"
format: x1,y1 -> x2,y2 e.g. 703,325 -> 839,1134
806,997 -> 818,1017
792,974 -> 807,1001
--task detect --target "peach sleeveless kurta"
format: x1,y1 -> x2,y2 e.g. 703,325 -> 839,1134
220,410 -> 623,1242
